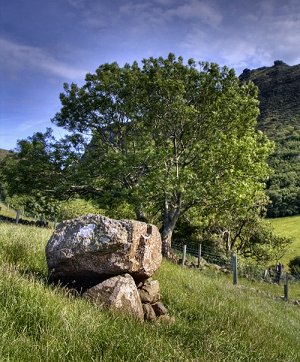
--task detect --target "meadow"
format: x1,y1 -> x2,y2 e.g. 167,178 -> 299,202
0,221 -> 300,361
269,215 -> 300,266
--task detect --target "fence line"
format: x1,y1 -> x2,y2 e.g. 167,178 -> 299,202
171,241 -> 300,302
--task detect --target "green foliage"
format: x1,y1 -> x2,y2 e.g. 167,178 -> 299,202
235,219 -> 291,263
288,256 -> 300,277
57,198 -> 106,221
56,199 -> 136,221
173,209 -> 291,263
0,149 -> 11,201
52,54 -> 272,253
265,122 -> 300,217
1,54 -> 273,256
5,194 -> 60,221
0,129 -> 86,203
1,223 -> 300,361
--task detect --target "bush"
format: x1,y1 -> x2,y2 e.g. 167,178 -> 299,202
57,199 -> 106,221
288,256 -> 300,278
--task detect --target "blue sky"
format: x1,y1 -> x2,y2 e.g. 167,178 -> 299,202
1,0 -> 300,150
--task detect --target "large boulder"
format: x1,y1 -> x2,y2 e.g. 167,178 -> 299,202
83,274 -> 144,321
46,214 -> 162,288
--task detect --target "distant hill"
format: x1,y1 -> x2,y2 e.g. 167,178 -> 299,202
0,149 -> 10,160
240,61 -> 300,217
240,60 -> 300,125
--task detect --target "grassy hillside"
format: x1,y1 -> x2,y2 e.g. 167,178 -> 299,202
0,222 -> 300,361
0,148 -> 10,159
0,202 -> 18,218
269,215 -> 300,266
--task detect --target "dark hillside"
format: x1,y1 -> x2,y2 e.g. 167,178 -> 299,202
240,61 -> 300,217
240,61 -> 300,125
0,149 -> 12,200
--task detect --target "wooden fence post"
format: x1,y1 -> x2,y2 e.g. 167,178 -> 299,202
15,210 -> 21,224
182,245 -> 187,266
198,244 -> 202,268
284,273 -> 289,301
232,253 -> 238,285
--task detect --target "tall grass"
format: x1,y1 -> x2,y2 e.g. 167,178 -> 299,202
0,222 -> 300,361
0,202 -> 18,219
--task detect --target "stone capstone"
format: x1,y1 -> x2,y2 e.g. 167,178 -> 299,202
82,273 -> 144,321
45,214 -> 162,287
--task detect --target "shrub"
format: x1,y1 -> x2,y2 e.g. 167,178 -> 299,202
288,256 -> 300,277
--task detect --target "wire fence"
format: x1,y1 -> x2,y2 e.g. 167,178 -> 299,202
171,239 -> 300,303
172,239 -> 231,268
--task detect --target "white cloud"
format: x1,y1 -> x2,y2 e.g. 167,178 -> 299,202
180,0 -> 300,72
0,38 -> 87,80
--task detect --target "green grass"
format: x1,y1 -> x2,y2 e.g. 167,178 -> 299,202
268,215 -> 300,265
0,202 -> 18,218
1,222 -> 300,361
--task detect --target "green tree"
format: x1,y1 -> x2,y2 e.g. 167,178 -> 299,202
0,129 -> 88,219
1,55 -> 273,257
51,54 -> 273,256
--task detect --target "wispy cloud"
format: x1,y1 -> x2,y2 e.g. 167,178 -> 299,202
66,0 -> 115,29
66,0 -> 223,34
180,0 -> 300,71
17,119 -> 49,132
0,38 -> 87,80
165,0 -> 222,27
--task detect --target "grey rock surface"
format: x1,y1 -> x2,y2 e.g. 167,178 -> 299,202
152,301 -> 168,316
83,274 -> 144,321
138,279 -> 160,303
46,214 -> 162,287
142,303 -> 157,321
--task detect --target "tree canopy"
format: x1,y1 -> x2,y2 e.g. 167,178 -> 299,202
1,54 -> 274,257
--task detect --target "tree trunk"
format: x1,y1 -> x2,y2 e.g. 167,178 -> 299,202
162,227 -> 173,258
135,207 -> 148,223
161,200 -> 181,258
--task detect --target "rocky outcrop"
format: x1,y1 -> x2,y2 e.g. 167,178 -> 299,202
46,214 -> 162,288
239,60 -> 300,123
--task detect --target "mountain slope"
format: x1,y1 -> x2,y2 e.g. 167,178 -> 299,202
240,61 -> 300,217
240,60 -> 300,125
